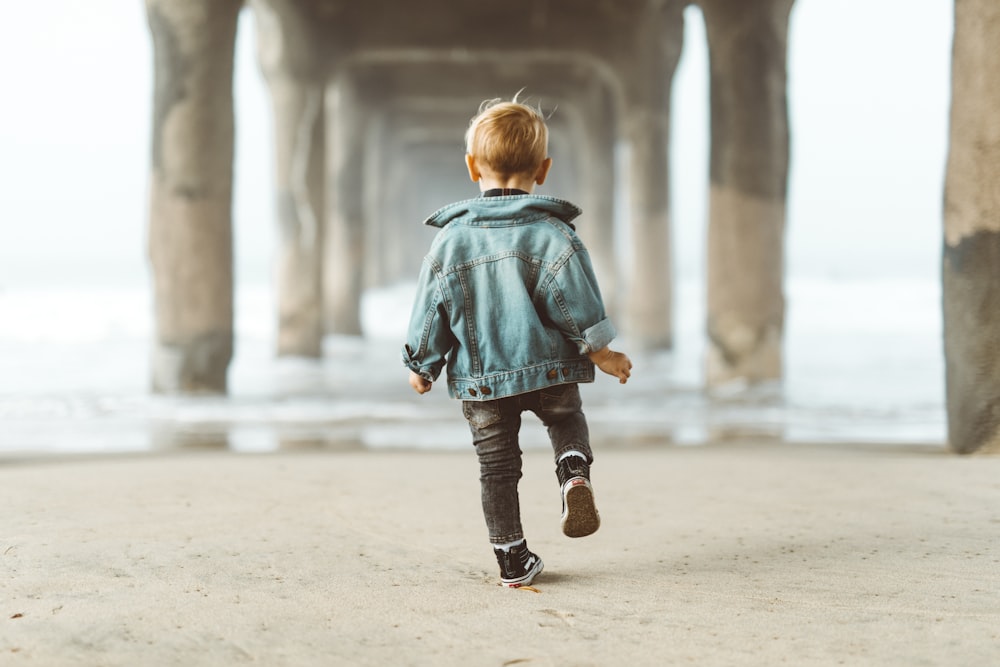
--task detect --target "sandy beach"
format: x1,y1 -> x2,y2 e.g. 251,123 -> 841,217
2,442 -> 998,666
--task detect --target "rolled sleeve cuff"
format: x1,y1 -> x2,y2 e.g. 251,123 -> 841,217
575,318 -> 617,355
401,344 -> 442,382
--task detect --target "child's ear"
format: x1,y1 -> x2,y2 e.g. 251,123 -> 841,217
535,157 -> 553,185
465,154 -> 481,182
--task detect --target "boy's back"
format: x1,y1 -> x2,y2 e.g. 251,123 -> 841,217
408,192 -> 608,400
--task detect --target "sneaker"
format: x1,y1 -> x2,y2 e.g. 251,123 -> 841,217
557,456 -> 600,538
494,541 -> 544,588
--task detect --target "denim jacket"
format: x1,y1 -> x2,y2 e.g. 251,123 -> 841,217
402,193 -> 617,401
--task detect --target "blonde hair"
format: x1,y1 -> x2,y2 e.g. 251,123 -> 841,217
464,95 -> 549,177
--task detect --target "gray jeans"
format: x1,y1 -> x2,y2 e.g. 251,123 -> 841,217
462,383 -> 593,544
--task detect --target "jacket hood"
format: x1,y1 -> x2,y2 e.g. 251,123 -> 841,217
423,194 -> 582,229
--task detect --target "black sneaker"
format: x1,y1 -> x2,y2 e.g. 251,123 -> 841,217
557,456 -> 600,538
494,541 -> 544,588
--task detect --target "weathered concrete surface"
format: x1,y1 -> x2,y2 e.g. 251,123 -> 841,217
323,72 -> 366,335
701,0 -> 794,387
942,0 -> 1000,454
146,0 -> 242,393
2,444 -> 998,665
620,1 -> 686,349
252,0 -> 329,358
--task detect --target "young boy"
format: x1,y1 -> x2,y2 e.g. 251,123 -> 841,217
401,96 -> 632,588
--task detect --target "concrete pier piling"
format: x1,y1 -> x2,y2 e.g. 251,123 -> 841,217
701,0 -> 794,388
146,0 -> 242,393
942,0 -> 1000,454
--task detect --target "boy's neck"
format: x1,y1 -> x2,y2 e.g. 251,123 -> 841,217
478,175 -> 537,193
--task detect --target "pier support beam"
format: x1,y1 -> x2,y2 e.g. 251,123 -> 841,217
572,90 -> 619,317
145,0 -> 242,393
252,0 -> 328,357
323,73 -> 366,336
700,0 -> 794,387
623,106 -> 674,348
943,0 -> 1000,455
621,0 -> 686,349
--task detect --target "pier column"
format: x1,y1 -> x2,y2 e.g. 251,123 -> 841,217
700,0 -> 794,387
323,72 -> 366,335
621,1 -> 686,348
573,90 -> 619,316
623,106 -> 673,348
251,0 -> 327,357
145,0 -> 242,393
943,0 -> 1000,454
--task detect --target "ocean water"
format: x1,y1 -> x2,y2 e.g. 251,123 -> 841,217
0,277 -> 946,456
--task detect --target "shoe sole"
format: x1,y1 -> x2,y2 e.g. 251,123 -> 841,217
561,478 -> 600,538
501,557 -> 544,588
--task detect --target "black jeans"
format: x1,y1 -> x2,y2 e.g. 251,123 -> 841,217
462,383 -> 593,544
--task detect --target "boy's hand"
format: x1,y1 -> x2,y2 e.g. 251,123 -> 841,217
409,370 -> 433,394
588,347 -> 632,384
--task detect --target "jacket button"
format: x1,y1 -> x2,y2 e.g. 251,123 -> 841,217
546,369 -> 558,380
469,388 -> 477,397
561,367 -> 569,377
480,387 -> 492,396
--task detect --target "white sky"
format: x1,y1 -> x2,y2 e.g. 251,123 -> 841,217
0,0 -> 953,289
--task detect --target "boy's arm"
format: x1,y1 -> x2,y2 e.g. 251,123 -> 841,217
542,245 -> 632,383
542,248 -> 617,350
402,262 -> 453,394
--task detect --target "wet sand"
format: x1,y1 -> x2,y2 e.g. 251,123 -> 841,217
2,443 -> 998,666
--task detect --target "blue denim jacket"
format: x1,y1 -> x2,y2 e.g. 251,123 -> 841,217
402,193 -> 617,400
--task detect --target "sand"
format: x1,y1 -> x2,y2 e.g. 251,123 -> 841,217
2,443 -> 999,666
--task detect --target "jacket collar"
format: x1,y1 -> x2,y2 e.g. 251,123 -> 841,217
423,194 -> 582,230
